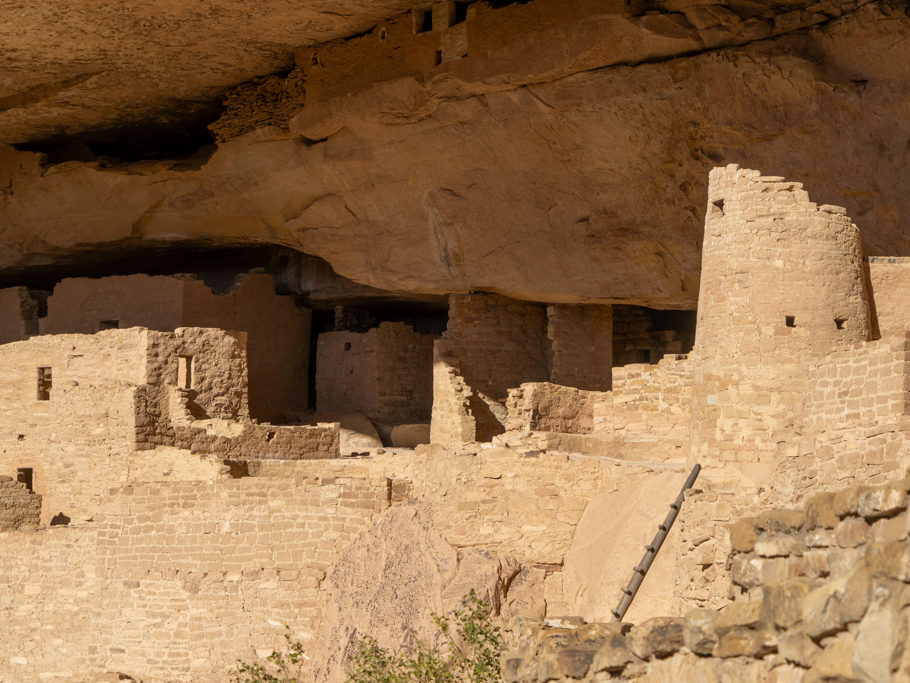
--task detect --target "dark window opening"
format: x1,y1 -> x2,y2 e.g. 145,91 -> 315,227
50,512 -> 70,526
17,468 -> 33,492
414,8 -> 433,33
17,434 -> 24,441
452,1 -> 469,24
343,342 -> 352,351
99,319 -> 119,330
434,50 -> 443,66
632,349 -> 652,364
37,367 -> 52,401
224,460 -> 250,478
835,318 -> 846,330
712,199 -> 725,215
178,355 -> 193,389
786,316 -> 796,328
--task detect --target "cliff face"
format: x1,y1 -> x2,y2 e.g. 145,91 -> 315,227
1,1 -> 909,305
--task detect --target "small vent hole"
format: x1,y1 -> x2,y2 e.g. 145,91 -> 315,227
835,318 -> 846,330
785,316 -> 796,328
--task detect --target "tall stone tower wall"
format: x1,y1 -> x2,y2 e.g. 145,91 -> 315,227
690,165 -> 873,482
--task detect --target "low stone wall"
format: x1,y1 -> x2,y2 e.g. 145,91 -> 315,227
805,334 -> 910,432
0,475 -> 389,683
170,420 -> 341,459
505,474 -> 910,682
505,382 -> 598,434
0,476 -> 40,530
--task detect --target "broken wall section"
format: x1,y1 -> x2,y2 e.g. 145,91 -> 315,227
42,273 -> 311,423
316,321 -> 434,425
0,476 -> 40,531
433,294 -> 613,445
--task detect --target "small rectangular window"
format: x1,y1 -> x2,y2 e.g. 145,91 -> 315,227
434,49 -> 443,66
17,468 -> 33,492
177,355 -> 193,389
99,319 -> 119,330
785,316 -> 796,328
414,8 -> 433,33
835,318 -> 846,330
37,367 -> 51,401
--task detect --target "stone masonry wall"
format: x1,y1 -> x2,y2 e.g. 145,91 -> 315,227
0,329 -> 147,523
505,382 -> 597,434
317,322 -> 434,424
868,256 -> 910,336
503,355 -> 691,463
612,305 -> 695,367
429,357 -> 476,446
504,475 -> 910,682
0,476 -> 40,530
691,165 -> 873,485
596,355 -> 692,439
546,304 -> 612,391
0,475 -> 389,683
43,274 -> 311,422
435,293 -> 549,441
804,334 -> 910,432
372,322 -> 434,423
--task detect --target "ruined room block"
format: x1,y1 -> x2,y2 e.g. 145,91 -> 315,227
42,273 -> 311,422
432,293 -> 549,442
316,321 -> 434,424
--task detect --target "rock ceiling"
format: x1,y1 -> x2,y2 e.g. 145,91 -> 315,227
0,0 -> 426,145
0,0 -> 909,308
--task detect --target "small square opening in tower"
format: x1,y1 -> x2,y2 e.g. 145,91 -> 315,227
785,316 -> 796,328
434,49 -> 443,66
37,367 -> 51,401
452,1 -> 469,25
99,319 -> 119,330
16,467 -> 33,492
343,342 -> 352,351
414,8 -> 433,33
835,317 -> 846,330
177,355 -> 193,389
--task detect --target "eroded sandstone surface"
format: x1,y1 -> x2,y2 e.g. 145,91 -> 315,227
1,1 -> 909,306
0,0 -> 427,145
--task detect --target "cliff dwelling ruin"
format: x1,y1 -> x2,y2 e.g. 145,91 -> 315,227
2,1 -> 910,682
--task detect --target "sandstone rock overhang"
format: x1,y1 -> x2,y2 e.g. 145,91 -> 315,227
1,0 -> 909,307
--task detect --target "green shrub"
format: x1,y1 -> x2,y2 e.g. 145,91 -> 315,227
345,590 -> 503,683
232,626 -> 307,683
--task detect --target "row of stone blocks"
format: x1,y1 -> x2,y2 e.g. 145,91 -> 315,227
503,473 -> 910,682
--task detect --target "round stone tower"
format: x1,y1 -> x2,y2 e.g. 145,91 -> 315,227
689,165 -> 873,484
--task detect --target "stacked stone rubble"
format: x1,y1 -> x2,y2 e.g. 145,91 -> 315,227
504,474 -> 910,682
